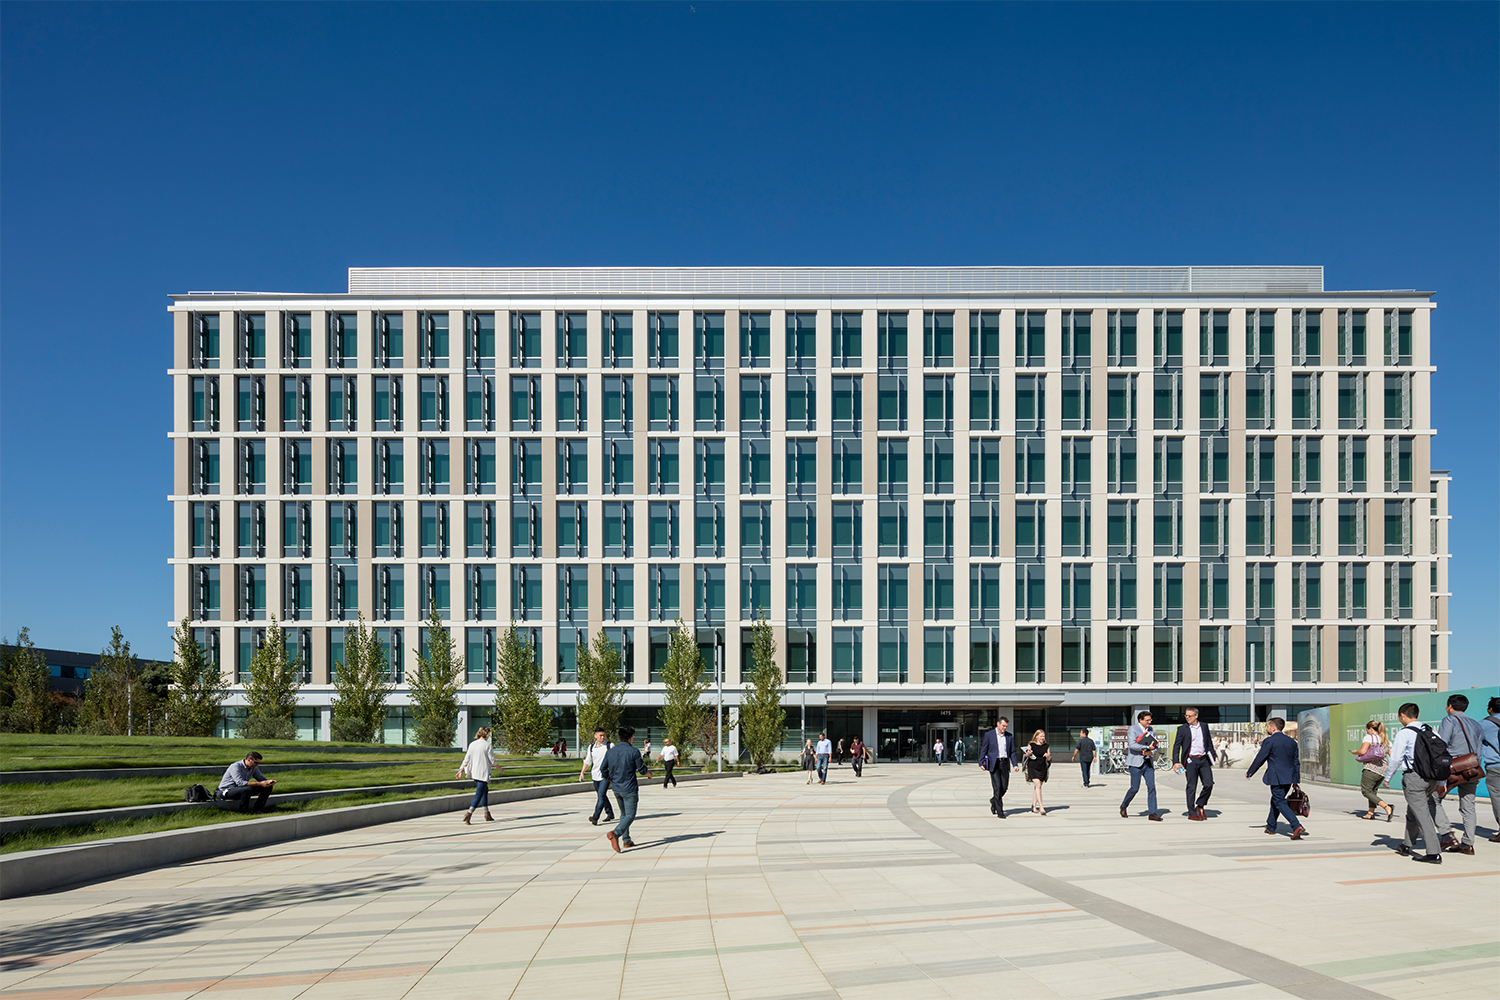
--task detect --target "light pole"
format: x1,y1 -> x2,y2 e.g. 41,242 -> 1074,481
715,633 -> 723,772
1249,643 -> 1257,729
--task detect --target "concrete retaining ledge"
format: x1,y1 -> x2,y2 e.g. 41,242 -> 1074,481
3,760 -> 456,785
0,770 -> 744,899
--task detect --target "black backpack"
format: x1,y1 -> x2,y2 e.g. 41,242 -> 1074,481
184,783 -> 211,803
1411,725 -> 1453,782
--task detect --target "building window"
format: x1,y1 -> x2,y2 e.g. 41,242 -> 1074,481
832,502 -> 862,560
878,566 -> 909,624
650,565 -> 682,620
878,439 -> 909,497
1061,308 -> 1091,368
1384,437 -> 1413,493
693,501 -> 723,558
1200,309 -> 1229,366
832,564 -> 862,621
237,376 -> 266,432
924,375 -> 955,432
420,564 -> 451,620
1200,435 -> 1229,494
1108,500 -> 1137,557
372,500 -> 401,558
738,311 -> 771,368
328,502 -> 357,559
1061,627 -> 1091,683
923,627 -> 954,683
1246,309 -> 1275,368
1384,310 -> 1413,366
923,501 -> 954,558
923,311 -> 954,367
786,439 -> 816,498
832,438 -> 861,495
1245,372 -> 1274,430
786,312 -> 816,372
879,502 -> 909,557
787,628 -> 816,684
878,376 -> 909,431
1153,373 -> 1183,429
1153,499 -> 1182,557
786,501 -> 815,558
1384,625 -> 1411,682
1107,434 -> 1137,493
647,376 -> 678,431
375,564 -> 404,622
191,565 -> 221,621
694,375 -> 725,432
1384,563 -> 1414,619
970,438 -> 1002,497
1246,563 -> 1275,620
969,500 -> 999,558
788,565 -> 817,624
923,437 -> 954,494
327,312 -> 356,368
556,439 -> 587,495
1292,373 -> 1321,429
1107,309 -> 1137,366
1153,437 -> 1183,495
1014,311 -> 1045,368
604,311 -> 632,368
648,311 -> 678,368
1338,437 -> 1368,493
466,501 -> 495,558
1015,628 -> 1045,683
418,311 -> 449,368
419,438 -> 450,495
741,564 -> 770,619
832,376 -> 862,433
694,566 -> 725,623
1199,561 -> 1228,620
372,375 -> 401,433
465,439 -> 495,496
1153,626 -> 1182,683
1062,438 -> 1091,495
1015,500 -> 1045,559
1338,373 -> 1367,429
1153,310 -> 1184,369
832,628 -> 863,683
833,312 -> 862,368
418,501 -> 449,557
1061,564 -> 1091,621
1338,499 -> 1367,556
1061,500 -> 1090,557
740,376 -> 770,433
962,310 -> 1001,371
192,376 -> 220,431
1291,499 -> 1320,556
970,564 -> 1003,623
968,374 -> 1000,432
648,438 -> 679,495
651,501 -> 681,558
1014,374 -> 1044,433
878,311 -> 908,372
1294,308 -> 1321,366
1246,436 -> 1275,494
604,501 -> 634,558
464,311 -> 495,370
1107,626 -> 1136,681
1293,563 -> 1321,619
191,312 -> 221,368
1015,563 -> 1045,620
1338,309 -> 1368,366
605,438 -> 633,495
1061,374 -> 1090,430
509,500 -> 540,558
785,375 -> 816,431
327,439 -> 355,495
1246,626 -> 1273,682
1199,373 -> 1227,431
556,565 -> 587,623
281,501 -> 310,559
1154,563 -> 1183,621
1291,436 -> 1320,493
1338,564 -> 1368,619
554,312 -> 586,368
1016,436 -> 1045,494
603,375 -> 633,434
970,627 -> 1001,683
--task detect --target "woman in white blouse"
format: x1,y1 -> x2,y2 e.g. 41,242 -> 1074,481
1351,720 -> 1393,821
457,726 -> 501,825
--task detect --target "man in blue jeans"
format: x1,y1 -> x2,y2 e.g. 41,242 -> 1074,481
1119,711 -> 1162,821
602,726 -> 650,853
815,732 -> 833,784
578,728 -> 615,826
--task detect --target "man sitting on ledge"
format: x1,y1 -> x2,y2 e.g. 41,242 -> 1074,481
218,751 -> 276,812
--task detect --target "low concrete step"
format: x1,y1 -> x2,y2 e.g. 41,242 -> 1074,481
0,760 -> 579,785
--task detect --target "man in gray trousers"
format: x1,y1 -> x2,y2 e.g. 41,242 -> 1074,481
1384,702 -> 1444,865
1434,694 -> 1486,855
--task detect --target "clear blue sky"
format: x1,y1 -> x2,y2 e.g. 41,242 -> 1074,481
2,2 -> 1496,689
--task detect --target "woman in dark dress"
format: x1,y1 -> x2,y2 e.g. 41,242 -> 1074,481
1023,730 -> 1052,815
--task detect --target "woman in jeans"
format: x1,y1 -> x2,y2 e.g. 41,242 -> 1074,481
457,726 -> 501,825
1351,720 -> 1393,821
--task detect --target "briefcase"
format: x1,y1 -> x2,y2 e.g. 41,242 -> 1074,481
1286,783 -> 1310,818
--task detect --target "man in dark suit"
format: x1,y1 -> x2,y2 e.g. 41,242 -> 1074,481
1246,717 -> 1305,840
1171,707 -> 1217,820
979,717 -> 1018,818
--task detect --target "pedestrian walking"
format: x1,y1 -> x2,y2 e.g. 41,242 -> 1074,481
660,737 -> 680,788
457,727 -> 499,825
558,737 -> 568,759
1246,717 -> 1305,840
836,738 -> 846,765
1483,697 -> 1500,843
1434,694 -> 1486,855
850,737 -> 865,777
953,737 -> 964,765
1071,729 -> 1096,787
1383,703 -> 1444,863
933,737 -> 945,766
1351,721 -> 1394,821
802,738 -> 817,784
1023,730 -> 1051,815
1119,711 -> 1162,821
602,725 -> 649,853
579,727 -> 616,826
816,732 -> 833,784
1171,708 -> 1217,820
979,718 -> 1018,818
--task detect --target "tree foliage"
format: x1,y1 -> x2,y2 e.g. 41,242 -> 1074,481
575,628 -> 625,742
241,616 -> 302,741
164,618 -> 227,737
659,621 -> 708,757
738,611 -> 785,768
494,624 -> 551,755
330,615 -> 392,743
0,627 -> 56,733
78,626 -> 143,735
411,607 -> 463,748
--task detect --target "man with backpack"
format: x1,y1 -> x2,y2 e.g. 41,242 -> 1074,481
1383,703 -> 1448,864
1434,694 -> 1486,855
1483,696 -> 1500,843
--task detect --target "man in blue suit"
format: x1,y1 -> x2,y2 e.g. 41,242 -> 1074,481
1245,717 -> 1305,840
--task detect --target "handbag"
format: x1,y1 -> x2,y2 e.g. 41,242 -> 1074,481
1286,783 -> 1311,818
1447,720 -> 1484,785
1355,744 -> 1385,764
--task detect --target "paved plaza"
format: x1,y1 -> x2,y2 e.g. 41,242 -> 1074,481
2,765 -> 1496,1000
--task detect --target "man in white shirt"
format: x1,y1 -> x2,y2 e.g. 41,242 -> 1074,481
815,732 -> 833,784
1171,708 -> 1218,820
660,737 -> 680,788
579,728 -> 616,826
1383,703 -> 1443,864
934,737 -> 945,766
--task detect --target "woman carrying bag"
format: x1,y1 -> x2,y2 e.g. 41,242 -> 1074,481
801,738 -> 817,785
1352,720 -> 1394,821
1023,729 -> 1052,815
457,726 -> 501,825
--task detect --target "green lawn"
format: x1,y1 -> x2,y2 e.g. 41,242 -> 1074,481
0,777 -> 581,855
0,761 -> 585,816
0,733 -> 567,771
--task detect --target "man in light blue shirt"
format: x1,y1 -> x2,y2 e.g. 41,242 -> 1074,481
1383,703 -> 1443,864
1482,696 -> 1500,843
218,751 -> 275,813
815,733 -> 833,784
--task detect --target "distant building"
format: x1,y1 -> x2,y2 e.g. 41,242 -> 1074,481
0,645 -> 171,699
168,266 -> 1451,754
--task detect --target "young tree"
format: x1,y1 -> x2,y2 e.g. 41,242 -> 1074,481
659,621 -> 708,759
1,627 -> 55,733
738,611 -> 785,768
241,616 -> 303,741
410,606 -> 463,748
78,626 -> 142,735
494,624 -> 551,756
330,615 -> 392,743
575,628 -> 625,742
164,618 -> 227,737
